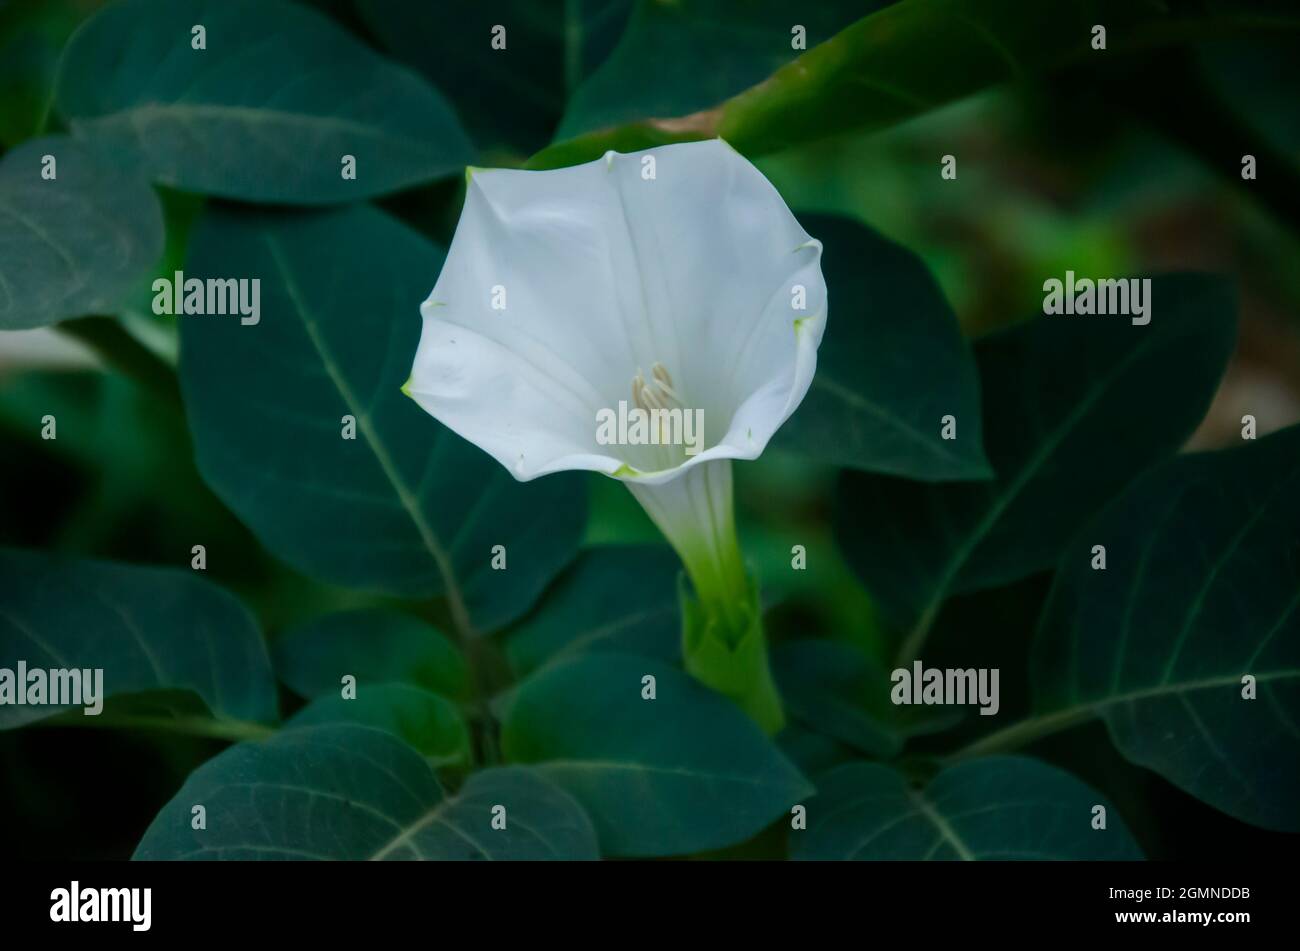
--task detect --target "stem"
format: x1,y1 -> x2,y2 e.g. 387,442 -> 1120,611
424,589 -> 502,767
34,712 -> 274,743
626,460 -> 785,733
895,602 -> 940,669
461,638 -> 502,767
58,316 -> 181,402
948,706 -> 1096,762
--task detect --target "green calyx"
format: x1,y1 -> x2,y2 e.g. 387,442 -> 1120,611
678,572 -> 784,735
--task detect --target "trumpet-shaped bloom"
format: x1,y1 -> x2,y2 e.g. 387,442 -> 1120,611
406,139 -> 827,732
407,139 -> 827,487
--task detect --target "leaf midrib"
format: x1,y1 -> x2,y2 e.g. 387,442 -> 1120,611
896,321 -> 1209,663
810,372 -> 985,471
263,234 -> 474,638
903,785 -> 977,861
537,757 -> 804,793
82,102 -> 447,157
368,798 -> 492,861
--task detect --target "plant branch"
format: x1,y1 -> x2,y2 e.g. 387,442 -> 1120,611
34,712 -> 275,743
948,706 -> 1096,762
57,315 -> 180,403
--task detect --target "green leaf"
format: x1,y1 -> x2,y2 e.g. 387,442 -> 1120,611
177,203 -> 586,631
0,136 -> 163,330
499,653 -> 811,856
556,1 -> 872,140
134,724 -> 599,859
726,0 -> 1300,157
0,548 -> 276,729
1032,425 -> 1300,832
528,0 -> 880,169
532,0 -> 1295,169
55,0 -> 474,203
274,608 -> 468,702
773,640 -> 961,759
774,214 -> 989,479
837,274 -> 1237,652
793,756 -> 1142,860
717,0 -> 1169,156
289,683 -> 471,768
356,0 -> 633,154
505,544 -> 680,676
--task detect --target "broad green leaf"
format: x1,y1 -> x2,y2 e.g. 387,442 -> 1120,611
837,274 -> 1236,650
274,608 -> 469,702
0,548 -> 277,729
793,757 -> 1142,860
290,683 -> 471,768
774,214 -> 989,479
556,1 -> 874,140
134,725 -> 599,859
1033,426 -> 1300,832
717,0 -> 1168,155
528,0 -> 881,168
0,136 -> 163,330
499,653 -> 812,856
505,544 -> 680,675
532,0 -> 1293,169
773,640 -> 961,760
55,0 -> 474,203
177,204 -> 586,631
356,0 -> 633,154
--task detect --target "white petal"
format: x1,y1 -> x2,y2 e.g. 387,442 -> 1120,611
408,139 -> 827,482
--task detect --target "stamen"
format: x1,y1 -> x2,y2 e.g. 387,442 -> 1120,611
626,361 -> 692,462
650,362 -> 682,403
631,361 -> 684,411
631,369 -> 648,411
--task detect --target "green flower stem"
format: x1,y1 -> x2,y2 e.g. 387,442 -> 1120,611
627,459 -> 784,734
678,572 -> 784,734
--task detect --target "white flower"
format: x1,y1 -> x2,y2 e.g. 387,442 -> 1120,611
406,139 -> 827,731
406,138 -> 826,487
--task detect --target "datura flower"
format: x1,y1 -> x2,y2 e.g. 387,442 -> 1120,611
406,139 -> 827,732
